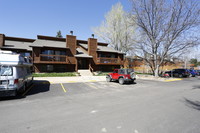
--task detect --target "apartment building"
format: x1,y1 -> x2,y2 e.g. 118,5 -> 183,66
0,34 -> 124,73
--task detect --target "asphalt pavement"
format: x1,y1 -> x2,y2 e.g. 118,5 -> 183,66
0,77 -> 200,133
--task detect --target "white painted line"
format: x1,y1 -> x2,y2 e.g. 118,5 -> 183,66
134,129 -> 139,133
117,126 -> 122,129
101,128 -> 107,132
90,110 -> 98,114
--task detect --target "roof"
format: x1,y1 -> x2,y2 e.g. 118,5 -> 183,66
2,40 -> 33,51
97,45 -> 124,54
79,43 -> 88,49
30,39 -> 68,49
79,43 -> 124,54
75,48 -> 93,58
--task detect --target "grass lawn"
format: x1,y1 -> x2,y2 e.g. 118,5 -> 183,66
135,72 -> 153,75
95,72 -> 111,76
33,72 -> 78,77
95,71 -> 153,76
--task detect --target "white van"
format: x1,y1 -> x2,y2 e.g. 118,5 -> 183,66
0,51 -> 33,97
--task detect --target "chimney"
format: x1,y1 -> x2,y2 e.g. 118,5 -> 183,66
0,34 -> 5,48
88,38 -> 97,60
66,35 -> 76,55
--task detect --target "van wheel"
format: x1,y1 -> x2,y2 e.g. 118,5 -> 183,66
119,78 -> 124,85
18,84 -> 26,94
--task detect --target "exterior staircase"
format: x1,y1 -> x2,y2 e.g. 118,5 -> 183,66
78,69 -> 93,76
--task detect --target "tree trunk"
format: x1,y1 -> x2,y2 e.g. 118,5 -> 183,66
154,65 -> 159,78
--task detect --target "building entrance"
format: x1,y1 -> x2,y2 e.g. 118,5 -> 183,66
78,58 -> 89,69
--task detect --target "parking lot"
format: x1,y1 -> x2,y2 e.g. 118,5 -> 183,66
1,77 -> 200,133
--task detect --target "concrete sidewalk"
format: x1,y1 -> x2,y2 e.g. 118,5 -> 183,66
33,75 -> 182,84
34,76 -> 106,84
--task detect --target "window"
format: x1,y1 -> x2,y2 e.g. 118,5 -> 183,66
41,50 -> 66,55
98,53 -> 117,58
20,52 -> 31,57
0,66 -> 13,76
47,65 -> 53,72
41,50 -> 54,55
113,70 -> 118,73
119,69 -> 125,74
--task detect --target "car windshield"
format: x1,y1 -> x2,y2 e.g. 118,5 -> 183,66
119,69 -> 134,74
0,66 -> 13,76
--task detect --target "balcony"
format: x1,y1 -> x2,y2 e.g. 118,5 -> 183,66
34,54 -> 69,64
96,57 -> 122,65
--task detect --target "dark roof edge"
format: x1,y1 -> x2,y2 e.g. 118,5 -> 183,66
97,42 -> 108,46
37,35 -> 66,42
77,39 -> 108,46
5,36 -> 35,42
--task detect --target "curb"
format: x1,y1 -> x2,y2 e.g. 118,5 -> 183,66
164,78 -> 182,82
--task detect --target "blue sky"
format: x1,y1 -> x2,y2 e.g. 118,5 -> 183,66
0,0 -> 130,40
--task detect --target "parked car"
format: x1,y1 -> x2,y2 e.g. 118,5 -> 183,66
164,69 -> 190,78
106,69 -> 136,85
188,69 -> 197,77
195,70 -> 200,76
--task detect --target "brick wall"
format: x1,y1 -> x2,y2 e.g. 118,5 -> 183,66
0,34 -> 5,48
88,38 -> 97,62
66,35 -> 76,55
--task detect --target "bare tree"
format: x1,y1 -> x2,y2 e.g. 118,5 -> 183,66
130,0 -> 200,77
93,2 -> 137,54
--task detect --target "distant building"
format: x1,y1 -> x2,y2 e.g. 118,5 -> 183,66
124,56 -> 186,73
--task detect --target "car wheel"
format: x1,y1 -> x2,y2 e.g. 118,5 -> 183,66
178,74 -> 183,78
130,80 -> 135,84
106,76 -> 112,82
119,78 -> 124,85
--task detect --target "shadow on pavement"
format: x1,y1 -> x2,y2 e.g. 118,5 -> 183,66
192,85 -> 200,89
184,98 -> 200,111
110,80 -> 137,85
25,80 -> 50,96
0,80 -> 50,101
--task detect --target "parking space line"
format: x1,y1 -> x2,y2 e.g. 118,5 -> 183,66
88,80 -> 97,82
22,84 -> 34,96
60,83 -> 67,93
84,82 -> 98,89
165,78 -> 182,82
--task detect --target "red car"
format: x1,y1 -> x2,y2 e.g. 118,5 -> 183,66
106,69 -> 136,85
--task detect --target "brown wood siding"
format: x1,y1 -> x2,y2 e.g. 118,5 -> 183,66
32,47 -> 41,62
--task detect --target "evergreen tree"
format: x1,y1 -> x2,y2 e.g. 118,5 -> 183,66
56,30 -> 63,38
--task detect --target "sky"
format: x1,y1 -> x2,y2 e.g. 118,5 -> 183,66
0,0 -> 131,40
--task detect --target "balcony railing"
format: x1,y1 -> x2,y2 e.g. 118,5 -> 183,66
96,57 -> 121,64
40,54 -> 67,62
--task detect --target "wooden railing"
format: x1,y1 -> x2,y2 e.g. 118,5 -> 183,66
40,54 -> 67,62
96,57 -> 121,64
89,64 -> 94,75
